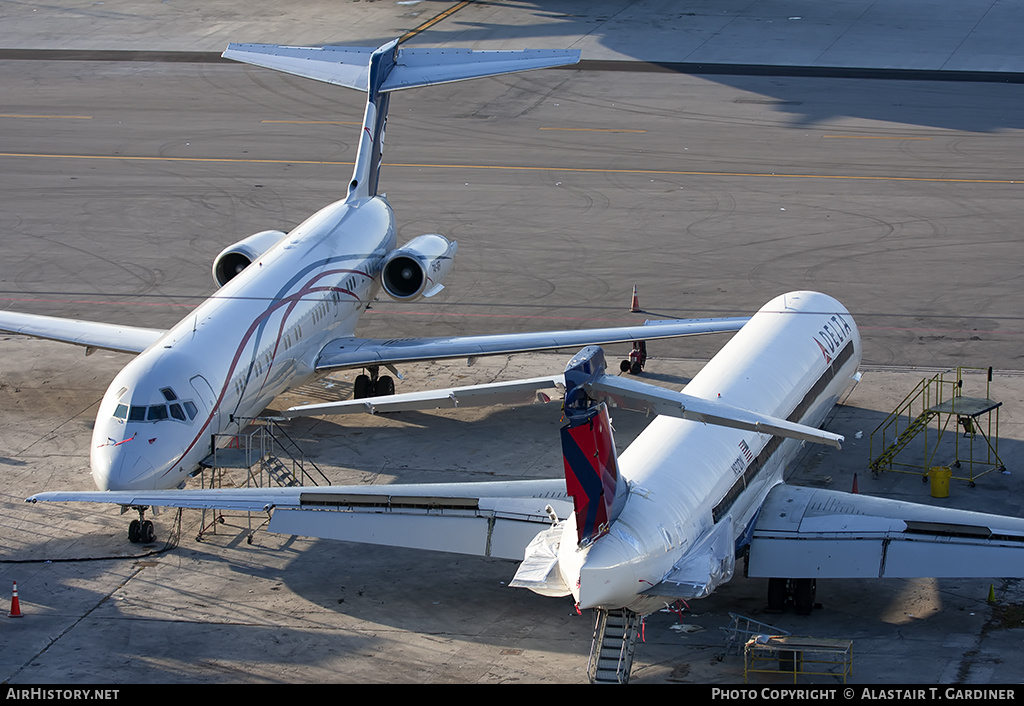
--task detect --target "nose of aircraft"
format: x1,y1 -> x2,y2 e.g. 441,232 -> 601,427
91,437 -> 158,491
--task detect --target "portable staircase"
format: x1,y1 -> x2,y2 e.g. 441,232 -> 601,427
869,366 -> 1004,485
588,608 -> 643,684
196,418 -> 331,539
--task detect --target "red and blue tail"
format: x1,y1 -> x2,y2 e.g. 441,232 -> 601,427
560,347 -> 627,547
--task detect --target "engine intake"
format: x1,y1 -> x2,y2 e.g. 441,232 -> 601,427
212,230 -> 287,287
381,234 -> 457,301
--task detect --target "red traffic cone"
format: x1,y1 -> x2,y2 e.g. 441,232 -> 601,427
851,473 -> 859,494
629,285 -> 641,313
9,581 -> 23,618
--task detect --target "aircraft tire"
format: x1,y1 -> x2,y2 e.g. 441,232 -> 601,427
128,519 -> 141,543
375,375 -> 395,396
766,577 -> 786,612
354,374 -> 371,399
794,578 -> 816,615
141,520 -> 156,544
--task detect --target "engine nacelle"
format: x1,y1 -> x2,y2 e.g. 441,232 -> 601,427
211,230 -> 287,287
381,234 -> 458,301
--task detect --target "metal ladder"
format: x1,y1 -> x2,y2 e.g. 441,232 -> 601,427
588,608 -> 642,684
869,409 -> 937,473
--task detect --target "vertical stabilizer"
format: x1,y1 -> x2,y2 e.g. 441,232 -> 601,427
560,346 -> 627,547
562,403 -> 624,547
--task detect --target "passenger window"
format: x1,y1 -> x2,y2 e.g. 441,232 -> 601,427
129,406 -> 146,422
183,401 -> 198,420
147,405 -> 169,421
169,404 -> 186,421
113,404 -> 128,420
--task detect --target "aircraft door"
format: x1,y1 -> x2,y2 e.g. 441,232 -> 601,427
189,374 -> 221,439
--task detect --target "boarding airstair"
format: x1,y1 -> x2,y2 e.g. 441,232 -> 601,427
588,608 -> 643,684
869,366 -> 1004,484
196,418 -> 331,539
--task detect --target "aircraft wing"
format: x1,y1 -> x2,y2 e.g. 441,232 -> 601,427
0,311 -> 165,355
293,338 -> 844,449
286,374 -> 564,417
313,316 -> 749,372
747,484 -> 1024,579
28,479 -> 571,561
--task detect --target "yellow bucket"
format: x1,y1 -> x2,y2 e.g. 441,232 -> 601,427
928,466 -> 952,498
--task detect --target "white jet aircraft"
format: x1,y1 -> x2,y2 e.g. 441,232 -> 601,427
1,40 -> 751,542
29,290 -> 1024,683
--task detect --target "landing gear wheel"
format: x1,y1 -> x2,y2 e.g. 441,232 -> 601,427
374,375 -> 395,396
794,578 -> 816,615
354,374 -> 371,399
140,520 -> 156,544
128,519 -> 141,543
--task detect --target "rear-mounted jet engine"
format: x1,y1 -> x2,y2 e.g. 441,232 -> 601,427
381,234 -> 457,301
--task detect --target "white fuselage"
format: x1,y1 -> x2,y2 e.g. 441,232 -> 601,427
90,196 -> 396,491
559,291 -> 862,611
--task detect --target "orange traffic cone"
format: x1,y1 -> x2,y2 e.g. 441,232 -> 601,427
9,581 -> 23,618
629,285 -> 640,313
851,473 -> 859,494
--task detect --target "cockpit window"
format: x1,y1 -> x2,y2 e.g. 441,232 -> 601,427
116,391 -> 200,424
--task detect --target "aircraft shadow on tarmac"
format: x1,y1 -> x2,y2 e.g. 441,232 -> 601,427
365,3 -> 1024,133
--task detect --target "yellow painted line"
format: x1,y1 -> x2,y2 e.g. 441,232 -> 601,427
400,1 -> 474,43
540,127 -> 646,134
0,152 -> 348,166
0,114 -> 92,120
823,135 -> 932,140
261,120 -> 360,125
0,151 -> 1019,185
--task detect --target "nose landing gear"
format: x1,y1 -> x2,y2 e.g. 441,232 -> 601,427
126,506 -> 156,544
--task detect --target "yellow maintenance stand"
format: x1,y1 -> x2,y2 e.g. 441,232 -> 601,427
869,366 -> 1004,487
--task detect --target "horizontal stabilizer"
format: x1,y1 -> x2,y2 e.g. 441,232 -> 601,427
587,373 -> 845,449
748,485 -> 1024,579
223,43 -> 581,93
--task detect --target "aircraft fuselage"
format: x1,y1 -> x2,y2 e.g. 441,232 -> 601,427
563,291 -> 862,611
90,196 -> 395,491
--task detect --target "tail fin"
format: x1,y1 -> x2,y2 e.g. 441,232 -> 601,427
560,346 -> 627,548
222,41 -> 580,199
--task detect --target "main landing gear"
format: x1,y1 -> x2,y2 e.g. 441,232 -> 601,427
766,577 -> 817,615
127,505 -> 156,544
353,365 -> 395,399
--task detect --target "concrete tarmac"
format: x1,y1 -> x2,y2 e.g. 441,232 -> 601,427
2,0 -> 1024,687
